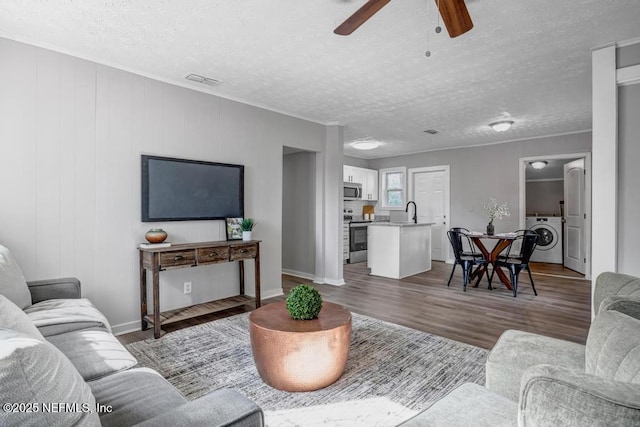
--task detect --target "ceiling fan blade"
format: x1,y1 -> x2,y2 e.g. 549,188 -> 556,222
436,0 -> 473,38
334,0 -> 391,36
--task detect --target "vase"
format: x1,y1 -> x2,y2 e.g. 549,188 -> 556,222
242,231 -> 252,241
486,223 -> 494,236
145,229 -> 168,243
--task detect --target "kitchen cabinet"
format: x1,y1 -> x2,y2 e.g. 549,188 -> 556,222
343,166 -> 378,201
362,168 -> 378,201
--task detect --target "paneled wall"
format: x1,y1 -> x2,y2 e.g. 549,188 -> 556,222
0,38 -> 326,333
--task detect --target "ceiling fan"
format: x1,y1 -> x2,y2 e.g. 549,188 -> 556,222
334,0 -> 473,38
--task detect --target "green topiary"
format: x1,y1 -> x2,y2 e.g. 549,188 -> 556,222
286,284 -> 323,320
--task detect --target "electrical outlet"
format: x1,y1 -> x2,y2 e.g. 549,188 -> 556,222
183,282 -> 192,294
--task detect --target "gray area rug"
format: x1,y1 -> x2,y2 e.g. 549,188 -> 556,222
126,312 -> 487,426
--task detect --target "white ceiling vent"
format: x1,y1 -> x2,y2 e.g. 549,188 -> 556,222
185,73 -> 220,86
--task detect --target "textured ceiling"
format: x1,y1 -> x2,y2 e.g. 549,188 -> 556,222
0,0 -> 638,159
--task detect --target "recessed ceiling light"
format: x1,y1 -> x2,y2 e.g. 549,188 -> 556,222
352,140 -> 381,150
185,73 -> 220,86
489,120 -> 514,132
423,129 -> 439,135
529,161 -> 548,170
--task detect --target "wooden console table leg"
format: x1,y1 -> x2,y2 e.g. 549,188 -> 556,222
255,244 -> 261,308
140,252 -> 148,331
152,263 -> 161,339
239,260 -> 245,295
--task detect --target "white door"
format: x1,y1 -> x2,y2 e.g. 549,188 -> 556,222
409,166 -> 450,261
564,158 -> 585,273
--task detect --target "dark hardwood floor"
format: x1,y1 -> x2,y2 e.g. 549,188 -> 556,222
119,261 -> 592,350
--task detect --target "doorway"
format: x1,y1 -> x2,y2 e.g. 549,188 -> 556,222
408,166 -> 450,262
282,147 -> 316,280
518,153 -> 591,279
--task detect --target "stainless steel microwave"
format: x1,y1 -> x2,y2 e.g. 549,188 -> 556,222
344,182 -> 362,200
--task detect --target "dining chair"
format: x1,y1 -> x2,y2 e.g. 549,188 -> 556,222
450,227 -> 484,260
447,229 -> 491,291
490,232 -> 538,297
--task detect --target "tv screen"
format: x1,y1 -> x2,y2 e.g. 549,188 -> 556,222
141,155 -> 244,222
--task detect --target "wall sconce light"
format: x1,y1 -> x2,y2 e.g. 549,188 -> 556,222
529,161 -> 548,170
489,120 -> 514,132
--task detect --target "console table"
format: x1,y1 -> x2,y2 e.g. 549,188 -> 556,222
139,240 -> 261,338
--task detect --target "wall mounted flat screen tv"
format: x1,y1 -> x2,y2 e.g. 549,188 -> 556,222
141,155 -> 244,222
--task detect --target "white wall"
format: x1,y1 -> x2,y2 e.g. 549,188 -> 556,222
282,151 -> 316,278
617,83 -> 640,276
369,133 -> 592,234
526,180 -> 564,216
0,38 -> 328,333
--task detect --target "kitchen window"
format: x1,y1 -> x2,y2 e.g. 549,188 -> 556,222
380,167 -> 406,209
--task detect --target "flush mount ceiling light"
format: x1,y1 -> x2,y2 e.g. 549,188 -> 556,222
489,120 -> 514,132
352,140 -> 381,150
529,161 -> 548,170
185,73 -> 220,86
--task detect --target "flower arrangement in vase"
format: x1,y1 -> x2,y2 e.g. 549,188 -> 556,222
484,198 -> 510,235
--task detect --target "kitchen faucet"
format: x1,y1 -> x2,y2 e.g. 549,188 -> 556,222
405,201 -> 417,224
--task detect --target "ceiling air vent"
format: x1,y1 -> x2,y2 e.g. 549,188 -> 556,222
185,73 -> 220,86
423,129 -> 439,135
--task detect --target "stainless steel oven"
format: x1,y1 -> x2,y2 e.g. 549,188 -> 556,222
348,221 -> 371,263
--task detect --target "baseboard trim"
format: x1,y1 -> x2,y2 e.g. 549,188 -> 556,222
282,269 -> 315,281
316,277 -> 346,286
112,321 -> 141,336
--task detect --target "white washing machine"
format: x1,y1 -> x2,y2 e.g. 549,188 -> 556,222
526,216 -> 563,264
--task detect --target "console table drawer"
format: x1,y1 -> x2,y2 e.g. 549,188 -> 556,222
160,251 -> 196,268
197,247 -> 230,264
230,244 -> 258,261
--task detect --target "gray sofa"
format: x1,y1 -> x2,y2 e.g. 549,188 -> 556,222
0,244 -> 263,427
400,271 -> 640,426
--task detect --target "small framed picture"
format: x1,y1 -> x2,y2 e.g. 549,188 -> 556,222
225,217 -> 243,240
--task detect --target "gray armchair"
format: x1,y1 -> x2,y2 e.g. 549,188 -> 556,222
400,272 -> 640,426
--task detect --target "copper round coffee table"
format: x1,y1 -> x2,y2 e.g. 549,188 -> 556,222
249,301 -> 351,392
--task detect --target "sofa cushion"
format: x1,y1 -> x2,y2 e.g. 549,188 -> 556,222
594,272 -> 640,315
398,383 -> 517,426
47,327 -> 137,381
0,244 -> 31,309
0,327 -> 100,427
24,297 -> 111,336
585,310 -> 640,383
485,329 -> 585,401
88,367 -> 187,427
0,294 -> 44,340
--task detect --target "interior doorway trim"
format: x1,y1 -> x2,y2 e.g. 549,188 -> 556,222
518,152 -> 592,279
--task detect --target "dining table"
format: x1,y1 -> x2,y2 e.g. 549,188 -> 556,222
468,232 -> 518,290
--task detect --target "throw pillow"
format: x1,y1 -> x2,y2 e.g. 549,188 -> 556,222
0,327 -> 100,426
0,244 -> 32,309
0,294 -> 44,340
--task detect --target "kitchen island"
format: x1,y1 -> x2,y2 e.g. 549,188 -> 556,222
368,222 -> 433,279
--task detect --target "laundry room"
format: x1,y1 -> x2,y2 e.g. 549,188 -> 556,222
525,157 -> 582,269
